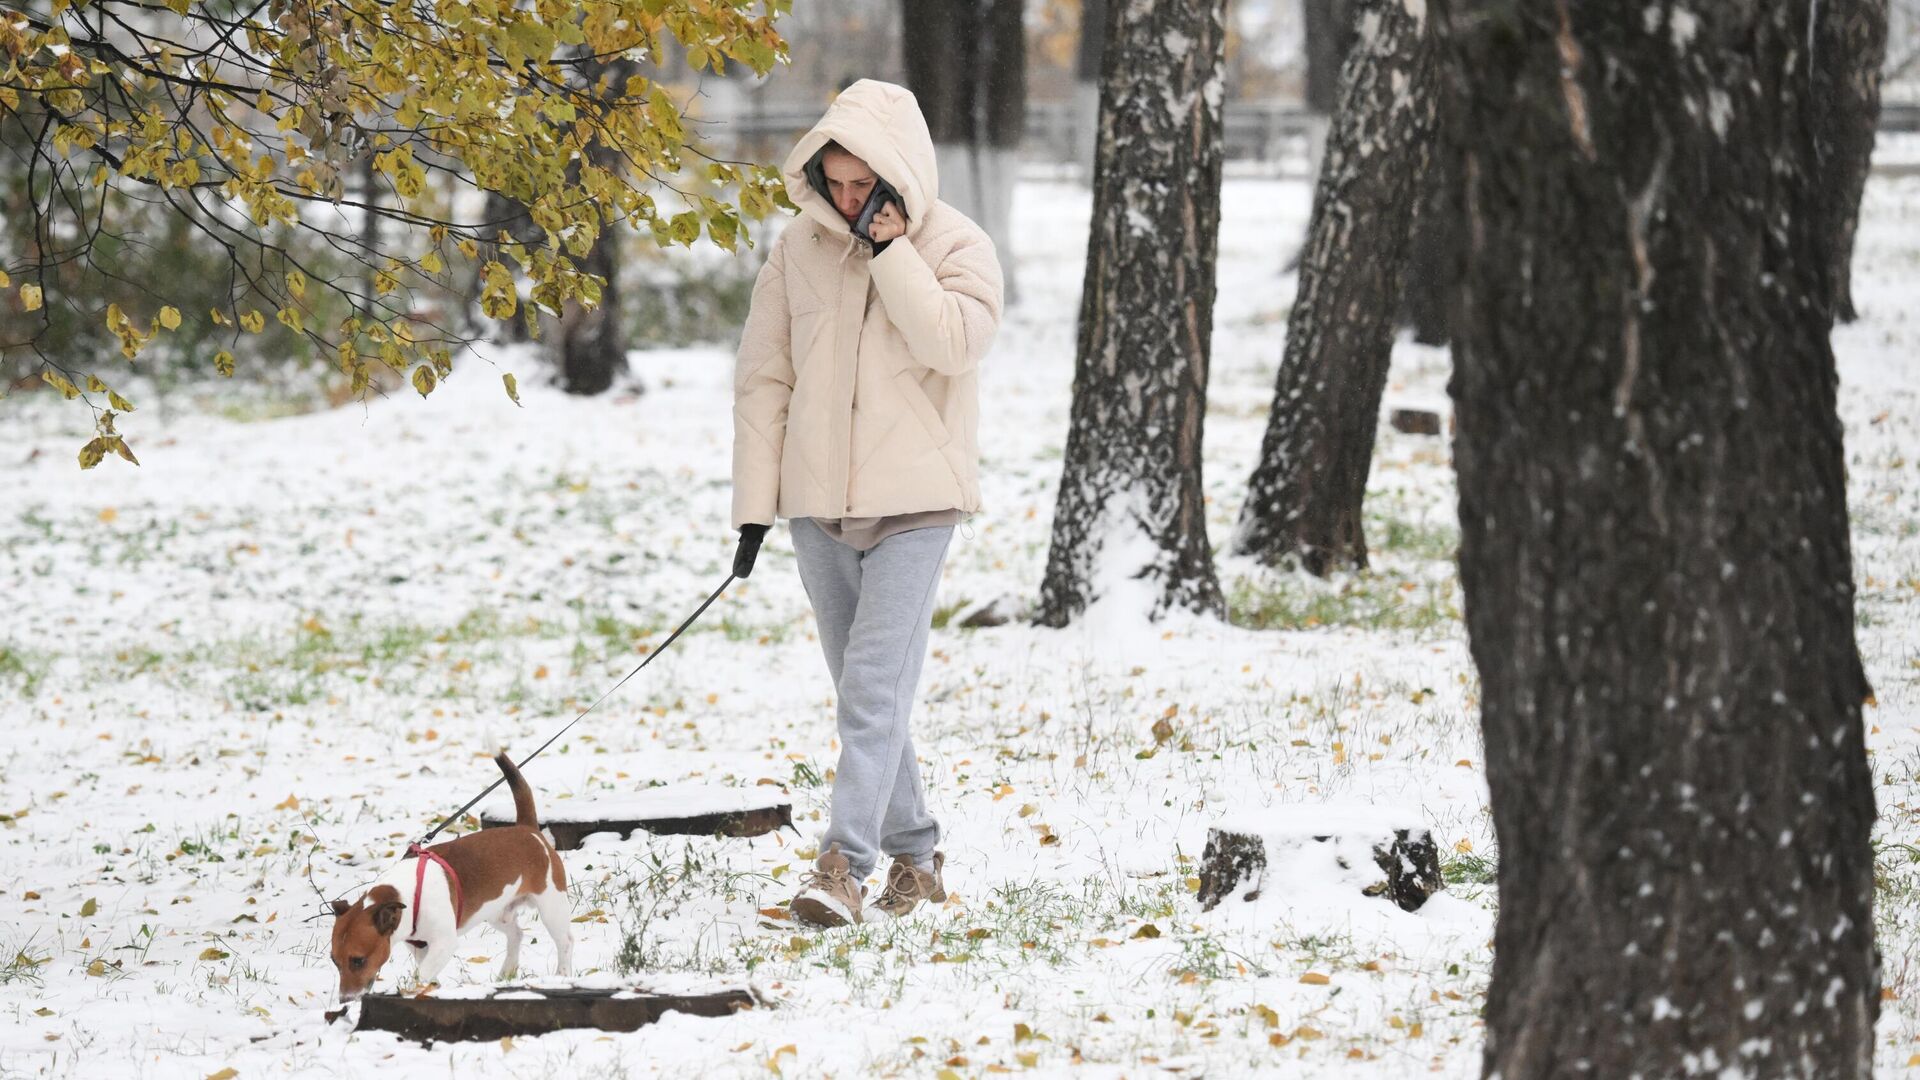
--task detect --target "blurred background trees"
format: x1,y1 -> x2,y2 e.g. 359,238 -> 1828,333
6,0 -> 1918,458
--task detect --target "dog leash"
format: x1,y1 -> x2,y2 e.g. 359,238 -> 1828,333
414,573 -> 737,846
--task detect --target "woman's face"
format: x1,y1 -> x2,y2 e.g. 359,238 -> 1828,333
821,148 -> 877,222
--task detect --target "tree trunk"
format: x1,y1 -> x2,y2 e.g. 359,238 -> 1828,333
1072,0 -> 1107,184
1434,3 -> 1880,1076
1035,0 -> 1227,627
900,0 -> 1025,301
358,152 -> 382,301
549,57 -> 636,396
1401,165 -> 1453,345
1231,0 -> 1436,574
1298,0 -> 1358,197
552,209 -> 625,395
1813,0 -> 1889,324
476,190 -> 537,343
1302,0 -> 1357,115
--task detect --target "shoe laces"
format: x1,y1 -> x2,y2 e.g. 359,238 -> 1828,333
800,860 -> 854,895
876,860 -> 922,906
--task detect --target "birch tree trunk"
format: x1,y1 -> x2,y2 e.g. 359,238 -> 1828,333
1231,0 -> 1436,574
1435,2 -> 1880,1075
1035,0 -> 1228,627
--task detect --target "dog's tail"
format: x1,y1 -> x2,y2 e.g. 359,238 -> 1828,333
494,752 -> 538,828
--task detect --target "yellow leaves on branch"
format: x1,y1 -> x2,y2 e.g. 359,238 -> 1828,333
19,0 -> 794,466
480,261 -> 518,320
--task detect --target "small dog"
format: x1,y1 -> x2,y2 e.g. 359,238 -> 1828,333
329,753 -> 572,1002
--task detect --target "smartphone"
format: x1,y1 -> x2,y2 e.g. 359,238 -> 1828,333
853,177 -> 908,244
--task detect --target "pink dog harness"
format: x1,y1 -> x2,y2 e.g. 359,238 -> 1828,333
404,842 -> 464,948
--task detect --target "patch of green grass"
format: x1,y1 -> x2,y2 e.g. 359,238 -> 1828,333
0,645 -> 44,697
1440,849 -> 1497,887
931,597 -> 971,631
214,398 -> 326,424
1369,514 -> 1459,563
789,759 -> 826,789
1274,929 -> 1364,969
1,937 -> 50,986
1227,572 -> 1460,634
716,614 -> 788,644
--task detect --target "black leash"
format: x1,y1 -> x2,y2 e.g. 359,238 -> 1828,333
415,573 -> 737,845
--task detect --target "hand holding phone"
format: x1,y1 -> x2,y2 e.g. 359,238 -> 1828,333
853,178 -> 909,246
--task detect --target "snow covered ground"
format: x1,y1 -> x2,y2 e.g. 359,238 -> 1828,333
2,170 -> 1917,1078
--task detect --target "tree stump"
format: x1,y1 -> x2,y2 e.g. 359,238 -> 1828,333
482,785 -> 794,850
355,985 -> 756,1044
1196,806 -> 1442,913
1389,407 -> 1445,436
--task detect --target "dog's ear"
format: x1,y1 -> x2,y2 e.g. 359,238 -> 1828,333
371,900 -> 404,937
330,899 -> 350,917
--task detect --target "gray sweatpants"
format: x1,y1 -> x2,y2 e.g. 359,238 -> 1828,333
789,517 -> 952,880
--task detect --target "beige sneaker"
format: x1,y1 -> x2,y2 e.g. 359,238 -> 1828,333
791,845 -> 865,927
867,853 -> 946,920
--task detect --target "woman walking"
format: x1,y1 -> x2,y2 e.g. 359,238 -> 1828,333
729,80 -> 1004,926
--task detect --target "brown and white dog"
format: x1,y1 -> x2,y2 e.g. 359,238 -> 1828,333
328,753 -> 572,1002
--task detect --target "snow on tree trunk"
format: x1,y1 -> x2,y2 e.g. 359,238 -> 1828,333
901,0 -> 1025,302
1231,0 -> 1436,575
1035,0 -> 1228,627
1813,0 -> 1889,325
1434,2 -> 1880,1076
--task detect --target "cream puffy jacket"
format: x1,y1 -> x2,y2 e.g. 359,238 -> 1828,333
730,80 -> 1005,529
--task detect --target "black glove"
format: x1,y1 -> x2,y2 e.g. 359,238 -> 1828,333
733,524 -> 769,579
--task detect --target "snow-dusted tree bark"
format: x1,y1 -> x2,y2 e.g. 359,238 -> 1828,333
1813,0 -> 1889,324
1232,0 -> 1436,574
1036,0 -> 1228,627
901,0 -> 1025,300
1434,3 -> 1880,1075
